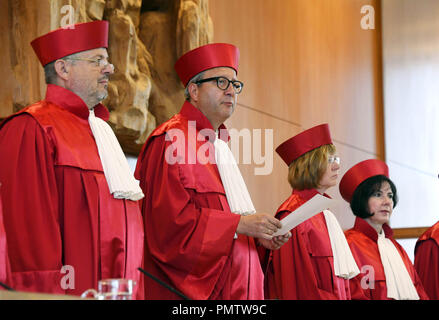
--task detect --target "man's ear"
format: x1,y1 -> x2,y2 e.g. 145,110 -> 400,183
54,59 -> 70,81
187,82 -> 199,103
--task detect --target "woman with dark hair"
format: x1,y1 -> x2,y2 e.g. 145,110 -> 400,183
264,124 -> 359,300
340,159 -> 428,300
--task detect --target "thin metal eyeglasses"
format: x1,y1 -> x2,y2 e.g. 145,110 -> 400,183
328,156 -> 340,165
195,76 -> 244,94
65,57 -> 112,68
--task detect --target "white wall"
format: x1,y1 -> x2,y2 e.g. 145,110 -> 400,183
381,0 -> 439,260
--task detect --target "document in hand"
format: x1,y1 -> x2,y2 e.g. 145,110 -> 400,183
273,194 -> 336,236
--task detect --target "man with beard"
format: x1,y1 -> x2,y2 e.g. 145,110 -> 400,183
0,21 -> 144,298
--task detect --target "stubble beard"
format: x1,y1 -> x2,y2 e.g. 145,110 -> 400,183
96,89 -> 108,103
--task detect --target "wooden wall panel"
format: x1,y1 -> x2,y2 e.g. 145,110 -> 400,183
211,0 -> 382,154
211,0 -> 383,228
210,0 -> 301,123
225,104 -> 299,215
0,0 -> 52,117
0,0 -> 14,118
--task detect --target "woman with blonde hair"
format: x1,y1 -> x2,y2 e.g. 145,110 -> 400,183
264,124 -> 359,299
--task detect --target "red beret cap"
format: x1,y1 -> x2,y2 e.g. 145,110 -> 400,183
174,43 -> 240,87
339,159 -> 389,203
276,124 -> 333,166
31,20 -> 109,66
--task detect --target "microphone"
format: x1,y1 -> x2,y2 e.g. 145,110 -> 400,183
137,267 -> 190,300
0,281 -> 14,291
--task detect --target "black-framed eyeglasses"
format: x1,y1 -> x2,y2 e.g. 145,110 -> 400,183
195,76 -> 244,94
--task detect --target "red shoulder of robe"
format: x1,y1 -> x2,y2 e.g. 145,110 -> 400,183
0,84 -> 144,298
0,195 -> 12,289
134,101 -> 263,300
414,221 -> 439,299
265,188 -> 350,300
346,217 -> 428,300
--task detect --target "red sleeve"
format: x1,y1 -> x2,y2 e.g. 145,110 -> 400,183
0,195 -> 12,289
0,114 -> 63,293
344,233 -> 376,300
136,134 -> 241,299
346,272 -> 372,300
415,239 -> 438,299
268,211 -> 338,300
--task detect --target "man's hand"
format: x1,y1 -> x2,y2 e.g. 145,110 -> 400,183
236,213 -> 282,240
257,232 -> 292,250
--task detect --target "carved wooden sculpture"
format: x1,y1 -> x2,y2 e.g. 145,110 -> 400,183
1,0 -> 212,154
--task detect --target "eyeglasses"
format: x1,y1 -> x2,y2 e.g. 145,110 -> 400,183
195,76 -> 244,94
65,57 -> 112,69
328,156 -> 340,165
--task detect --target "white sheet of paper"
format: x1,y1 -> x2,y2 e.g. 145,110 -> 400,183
273,194 -> 336,236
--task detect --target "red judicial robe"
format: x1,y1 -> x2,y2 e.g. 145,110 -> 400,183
414,221 -> 439,299
0,195 -> 12,289
0,84 -> 144,297
345,217 -> 428,300
265,188 -> 351,300
135,101 -> 264,300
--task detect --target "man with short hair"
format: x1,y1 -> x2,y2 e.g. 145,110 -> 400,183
0,21 -> 144,297
135,43 -> 290,300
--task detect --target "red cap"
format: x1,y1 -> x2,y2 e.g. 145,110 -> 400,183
31,20 -> 109,66
174,43 -> 240,86
339,159 -> 389,203
276,124 -> 333,166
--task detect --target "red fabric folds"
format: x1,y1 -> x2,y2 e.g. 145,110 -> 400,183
0,195 -> 12,289
0,85 -> 144,297
415,221 -> 439,299
264,188 -> 350,300
135,101 -> 263,300
345,217 -> 428,300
